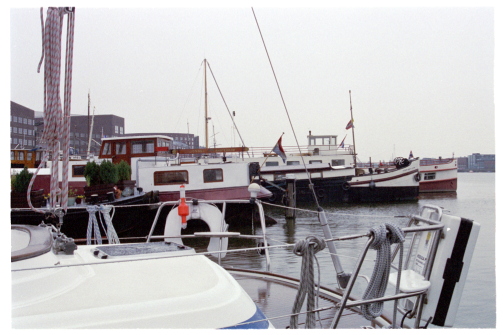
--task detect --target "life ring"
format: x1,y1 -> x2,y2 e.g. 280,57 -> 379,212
164,202 -> 228,257
414,173 -> 421,182
342,182 -> 351,191
316,188 -> 326,198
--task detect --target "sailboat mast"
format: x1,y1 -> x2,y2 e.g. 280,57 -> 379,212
204,58 -> 209,149
349,90 -> 357,167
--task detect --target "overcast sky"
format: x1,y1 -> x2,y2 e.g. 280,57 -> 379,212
8,2 -> 497,161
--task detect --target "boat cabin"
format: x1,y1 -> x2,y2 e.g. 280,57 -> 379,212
11,149 -> 44,168
98,135 -> 174,165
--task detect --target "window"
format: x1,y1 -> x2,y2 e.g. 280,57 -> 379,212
19,151 -> 25,160
203,169 -> 223,183
332,159 -> 345,166
27,152 -> 33,161
102,142 -> 111,155
287,161 -> 300,166
266,161 -> 279,166
72,165 -> 86,177
13,127 -> 17,134
120,127 -> 124,134
115,142 -> 127,155
11,151 -> 14,160
309,160 -> 322,164
154,170 -> 188,185
132,140 -> 154,154
13,116 -> 17,123
115,126 -> 118,133
424,172 -> 436,180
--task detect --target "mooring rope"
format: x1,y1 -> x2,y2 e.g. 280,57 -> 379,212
361,223 -> 405,322
86,205 -> 103,245
290,236 -> 326,329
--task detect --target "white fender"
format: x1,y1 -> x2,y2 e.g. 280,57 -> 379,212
164,202 -> 229,258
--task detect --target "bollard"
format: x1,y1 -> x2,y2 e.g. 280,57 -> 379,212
285,174 -> 296,220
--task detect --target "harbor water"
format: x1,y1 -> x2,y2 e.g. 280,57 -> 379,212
221,172 -> 496,328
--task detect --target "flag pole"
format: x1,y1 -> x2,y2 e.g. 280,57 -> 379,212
349,90 -> 357,167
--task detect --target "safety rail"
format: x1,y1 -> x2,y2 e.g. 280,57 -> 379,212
331,205 -> 444,329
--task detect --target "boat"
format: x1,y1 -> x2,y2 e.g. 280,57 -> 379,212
209,132 -> 420,204
12,185 -> 480,329
419,157 -> 458,193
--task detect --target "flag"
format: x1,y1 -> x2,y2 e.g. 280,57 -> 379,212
272,135 -> 287,163
338,135 -> 347,148
345,119 -> 354,130
409,151 -> 414,159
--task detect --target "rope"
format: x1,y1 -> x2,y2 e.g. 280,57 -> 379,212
27,7 -> 75,213
99,205 -> 120,244
86,205 -> 102,245
361,223 -> 405,322
290,236 -> 326,329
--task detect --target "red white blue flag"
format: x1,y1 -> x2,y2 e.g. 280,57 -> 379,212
338,135 -> 347,148
272,135 -> 287,163
345,119 -> 354,130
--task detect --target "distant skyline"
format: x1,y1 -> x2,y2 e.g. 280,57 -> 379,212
8,4 -> 496,162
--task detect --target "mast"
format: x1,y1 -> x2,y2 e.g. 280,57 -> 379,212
349,90 -> 357,167
204,59 -> 209,149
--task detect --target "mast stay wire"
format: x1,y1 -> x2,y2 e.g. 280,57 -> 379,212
206,61 -> 249,156
251,8 -> 350,288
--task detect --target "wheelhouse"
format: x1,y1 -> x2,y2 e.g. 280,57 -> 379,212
11,149 -> 43,168
98,135 -> 174,165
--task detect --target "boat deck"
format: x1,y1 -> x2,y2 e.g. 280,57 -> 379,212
229,269 -> 382,329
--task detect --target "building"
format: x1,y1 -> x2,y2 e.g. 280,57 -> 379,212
10,102 -> 37,149
467,153 -> 495,172
11,101 -> 125,157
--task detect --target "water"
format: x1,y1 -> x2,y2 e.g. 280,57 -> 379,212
221,173 -> 496,328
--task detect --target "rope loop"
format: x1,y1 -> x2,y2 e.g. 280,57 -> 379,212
290,236 -> 325,329
361,223 -> 405,322
293,235 -> 326,256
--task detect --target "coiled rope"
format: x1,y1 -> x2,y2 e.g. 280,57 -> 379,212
361,223 -> 405,323
99,205 -> 120,244
290,236 -> 326,329
27,7 -> 75,213
86,206 -> 103,245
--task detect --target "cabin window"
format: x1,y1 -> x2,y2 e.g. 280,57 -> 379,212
203,169 -> 223,183
265,161 -> 279,166
18,151 -> 24,160
115,142 -> 127,155
154,170 -> 188,185
102,142 -> 111,155
424,172 -> 436,180
332,159 -> 345,166
287,161 -> 300,166
11,151 -> 15,160
132,140 -> 155,154
27,152 -> 32,161
72,165 -> 86,177
309,160 -> 322,164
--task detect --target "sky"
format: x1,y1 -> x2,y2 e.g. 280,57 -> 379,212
7,1 -> 497,162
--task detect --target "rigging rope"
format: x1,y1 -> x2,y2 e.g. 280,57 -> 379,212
27,7 -> 75,213
290,236 -> 326,329
360,223 -> 405,322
